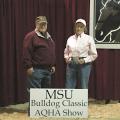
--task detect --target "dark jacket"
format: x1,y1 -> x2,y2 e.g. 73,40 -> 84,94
23,31 -> 55,69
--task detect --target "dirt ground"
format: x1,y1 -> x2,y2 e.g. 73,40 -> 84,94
0,100 -> 120,120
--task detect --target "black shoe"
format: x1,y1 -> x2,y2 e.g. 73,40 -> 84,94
105,100 -> 110,104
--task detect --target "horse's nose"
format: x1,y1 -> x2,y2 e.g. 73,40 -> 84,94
96,30 -> 104,41
100,31 -> 104,36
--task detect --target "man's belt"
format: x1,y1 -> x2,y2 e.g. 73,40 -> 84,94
33,65 -> 51,70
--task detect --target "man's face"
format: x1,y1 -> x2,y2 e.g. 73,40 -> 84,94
36,22 -> 47,33
75,22 -> 85,35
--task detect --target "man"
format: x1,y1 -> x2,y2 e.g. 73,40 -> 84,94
23,16 -> 55,91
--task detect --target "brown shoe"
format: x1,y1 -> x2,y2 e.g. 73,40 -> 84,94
105,100 -> 110,104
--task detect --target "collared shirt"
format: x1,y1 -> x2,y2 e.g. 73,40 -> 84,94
64,32 -> 98,63
35,29 -> 51,39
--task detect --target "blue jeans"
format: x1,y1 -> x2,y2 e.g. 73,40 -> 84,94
66,63 -> 92,89
27,68 -> 51,91
27,68 -> 51,116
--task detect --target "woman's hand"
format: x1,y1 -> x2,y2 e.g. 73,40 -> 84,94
65,57 -> 71,63
78,58 -> 85,64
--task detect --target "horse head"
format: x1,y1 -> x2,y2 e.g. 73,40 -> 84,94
95,0 -> 120,42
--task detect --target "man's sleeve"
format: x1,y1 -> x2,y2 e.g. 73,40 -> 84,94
23,34 -> 33,69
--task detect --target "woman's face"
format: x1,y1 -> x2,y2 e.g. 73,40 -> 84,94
75,22 -> 85,36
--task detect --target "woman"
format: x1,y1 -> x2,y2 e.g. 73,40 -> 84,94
64,18 -> 98,89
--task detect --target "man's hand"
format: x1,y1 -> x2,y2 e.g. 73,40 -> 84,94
27,67 -> 33,76
51,66 -> 55,74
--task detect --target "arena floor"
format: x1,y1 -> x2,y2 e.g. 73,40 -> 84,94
0,99 -> 120,120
